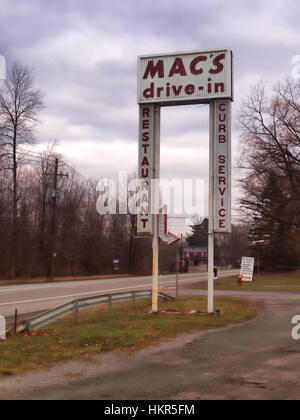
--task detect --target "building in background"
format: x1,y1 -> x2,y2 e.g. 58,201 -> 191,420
184,247 -> 208,266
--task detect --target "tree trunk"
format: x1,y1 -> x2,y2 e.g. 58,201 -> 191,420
10,128 -> 18,279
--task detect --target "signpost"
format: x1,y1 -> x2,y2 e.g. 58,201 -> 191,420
240,257 -> 255,282
137,48 -> 233,313
113,259 -> 120,271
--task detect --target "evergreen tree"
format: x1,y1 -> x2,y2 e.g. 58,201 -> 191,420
186,218 -> 208,247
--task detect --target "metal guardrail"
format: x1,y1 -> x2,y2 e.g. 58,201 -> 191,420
12,290 -> 173,334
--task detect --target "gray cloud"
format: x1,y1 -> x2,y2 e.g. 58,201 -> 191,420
1,0 -> 300,213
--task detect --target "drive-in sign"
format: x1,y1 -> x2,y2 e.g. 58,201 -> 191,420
137,47 -> 234,314
138,48 -> 233,106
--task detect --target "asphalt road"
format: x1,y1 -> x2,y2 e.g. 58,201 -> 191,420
0,270 -> 239,320
1,288 -> 300,400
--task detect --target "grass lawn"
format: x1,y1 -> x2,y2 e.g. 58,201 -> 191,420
198,270 -> 300,292
0,296 -> 256,378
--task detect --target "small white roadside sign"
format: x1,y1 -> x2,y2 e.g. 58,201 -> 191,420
240,257 -> 255,282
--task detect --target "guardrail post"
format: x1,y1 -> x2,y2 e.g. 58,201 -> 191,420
25,320 -> 31,333
132,292 -> 137,310
0,316 -> 6,340
74,301 -> 79,324
109,295 -> 112,315
14,309 -> 18,334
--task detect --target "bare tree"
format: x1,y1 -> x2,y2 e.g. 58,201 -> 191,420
238,78 -> 300,270
0,62 -> 44,277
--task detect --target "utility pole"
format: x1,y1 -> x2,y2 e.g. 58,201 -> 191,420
49,158 -> 58,282
47,158 -> 68,282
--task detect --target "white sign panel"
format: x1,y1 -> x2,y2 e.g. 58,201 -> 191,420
137,105 -> 154,233
138,48 -> 233,106
214,100 -> 231,233
240,257 -> 255,282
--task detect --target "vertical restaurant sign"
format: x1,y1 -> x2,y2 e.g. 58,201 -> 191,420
138,48 -> 233,106
137,104 -> 154,233
214,100 -> 231,233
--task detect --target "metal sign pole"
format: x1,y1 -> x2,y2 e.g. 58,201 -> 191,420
208,102 -> 215,313
152,105 -> 161,313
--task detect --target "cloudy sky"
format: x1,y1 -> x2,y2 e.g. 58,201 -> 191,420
0,0 -> 299,228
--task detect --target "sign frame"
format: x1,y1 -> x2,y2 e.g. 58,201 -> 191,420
137,47 -> 234,314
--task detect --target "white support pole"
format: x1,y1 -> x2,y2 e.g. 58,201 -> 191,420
208,102 -> 215,314
152,106 -> 161,313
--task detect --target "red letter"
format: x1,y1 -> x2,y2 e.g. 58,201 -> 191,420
219,177 -> 226,186
141,168 -> 149,178
141,157 -> 149,166
209,53 -> 225,74
143,60 -> 164,79
143,120 -> 150,129
141,219 -> 148,228
219,220 -> 226,228
190,56 -> 207,75
143,83 -> 154,98
218,155 -> 226,164
218,165 -> 225,174
142,144 -> 150,153
142,108 -> 150,117
142,132 -> 149,141
169,58 -> 187,77
172,85 -> 183,96
185,84 -> 195,95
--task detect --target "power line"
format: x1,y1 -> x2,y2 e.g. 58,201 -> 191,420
15,147 -> 97,189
